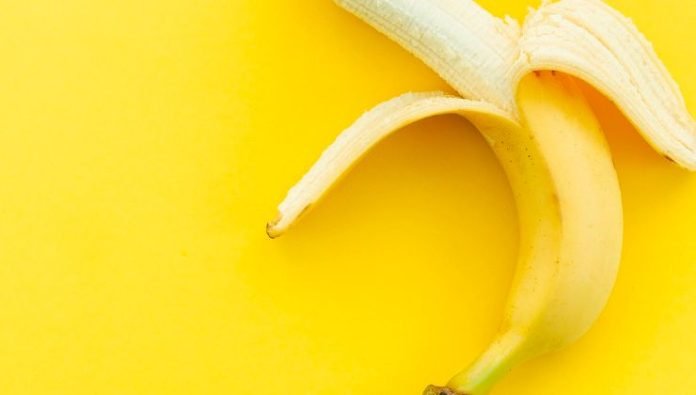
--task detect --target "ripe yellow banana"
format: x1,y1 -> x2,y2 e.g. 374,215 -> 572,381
267,0 -> 696,393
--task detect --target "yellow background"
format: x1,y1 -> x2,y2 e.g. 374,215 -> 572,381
1,0 -> 695,394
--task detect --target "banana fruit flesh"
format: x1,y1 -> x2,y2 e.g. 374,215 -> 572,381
438,73 -> 623,395
267,0 -> 696,393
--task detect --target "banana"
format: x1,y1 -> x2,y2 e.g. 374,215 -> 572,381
267,0 -> 696,393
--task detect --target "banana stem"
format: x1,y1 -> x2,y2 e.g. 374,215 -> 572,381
422,385 -> 465,395
422,331 -> 524,395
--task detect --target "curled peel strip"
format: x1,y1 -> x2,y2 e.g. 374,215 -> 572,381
266,93 -> 514,237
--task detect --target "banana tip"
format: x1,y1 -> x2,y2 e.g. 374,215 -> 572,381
266,214 -> 284,239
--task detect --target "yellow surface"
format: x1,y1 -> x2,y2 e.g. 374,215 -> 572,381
0,0 -> 695,394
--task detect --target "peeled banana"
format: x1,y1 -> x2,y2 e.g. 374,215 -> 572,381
267,0 -> 696,393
